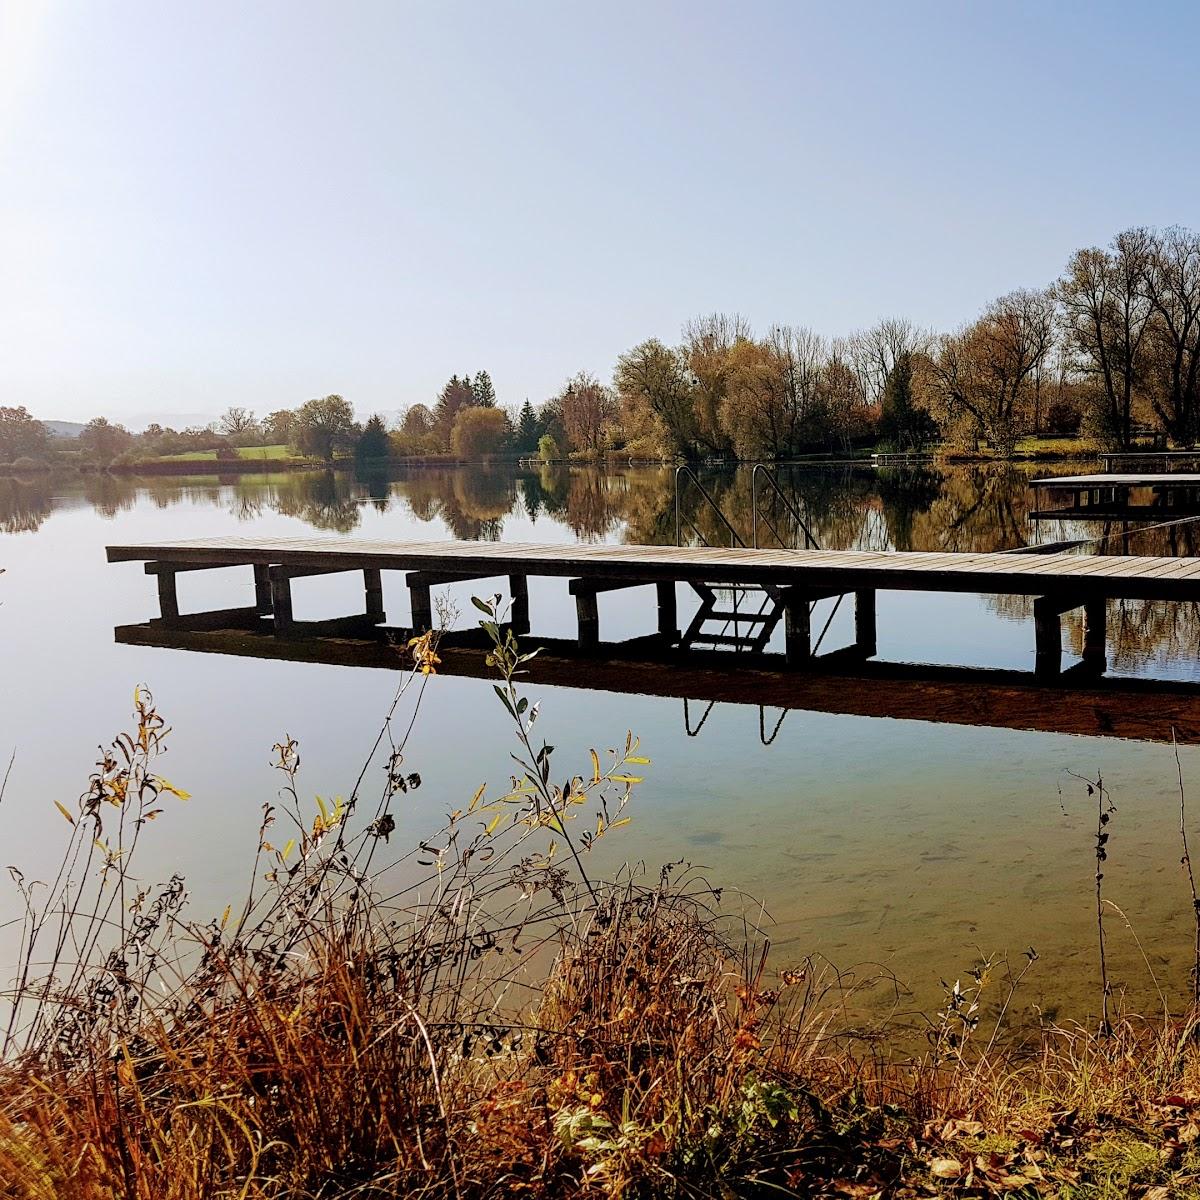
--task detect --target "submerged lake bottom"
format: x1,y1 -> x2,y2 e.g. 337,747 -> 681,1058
5,460 -> 1200,1026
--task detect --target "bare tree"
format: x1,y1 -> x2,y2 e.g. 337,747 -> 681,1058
1142,226 -> 1200,444
849,317 -> 934,408
1057,228 -> 1153,448
218,406 -> 260,441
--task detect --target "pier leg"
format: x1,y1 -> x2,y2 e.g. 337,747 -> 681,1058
1033,597 -> 1062,678
782,588 -> 812,669
656,581 -> 679,642
253,564 -> 273,614
156,570 -> 180,622
1082,599 -> 1107,674
363,568 -> 385,621
509,574 -> 530,634
269,568 -> 294,636
854,589 -> 877,658
576,589 -> 599,652
409,579 -> 433,632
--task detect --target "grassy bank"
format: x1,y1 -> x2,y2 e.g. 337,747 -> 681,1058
3,620 -> 1200,1197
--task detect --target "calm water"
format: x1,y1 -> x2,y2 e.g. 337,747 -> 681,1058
4,462 -> 1200,1022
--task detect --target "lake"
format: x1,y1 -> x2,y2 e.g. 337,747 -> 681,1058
4,461 -> 1200,1026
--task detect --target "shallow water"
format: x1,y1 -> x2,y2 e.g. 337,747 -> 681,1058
4,461 -> 1200,1023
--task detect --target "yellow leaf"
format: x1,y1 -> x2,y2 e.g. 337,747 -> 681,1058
609,817 -> 631,830
220,905 -> 231,929
590,749 -> 600,784
596,814 -> 604,836
609,774 -> 644,785
626,756 -> 650,765
484,812 -> 504,836
316,795 -> 329,823
469,784 -> 486,813
155,777 -> 191,800
281,838 -> 295,860
54,801 -> 75,827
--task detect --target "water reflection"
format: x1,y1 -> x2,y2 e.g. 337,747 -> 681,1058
9,461 -> 1200,676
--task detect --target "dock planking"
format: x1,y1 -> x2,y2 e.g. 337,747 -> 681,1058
107,536 -> 1200,681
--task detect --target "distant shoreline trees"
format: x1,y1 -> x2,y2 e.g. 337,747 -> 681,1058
8,223 -> 1200,470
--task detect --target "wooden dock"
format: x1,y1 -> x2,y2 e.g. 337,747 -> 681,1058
1031,473 -> 1200,519
107,536 -> 1200,681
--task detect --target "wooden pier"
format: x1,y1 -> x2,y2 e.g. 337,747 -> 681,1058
1031,473 -> 1200,519
107,536 -> 1200,681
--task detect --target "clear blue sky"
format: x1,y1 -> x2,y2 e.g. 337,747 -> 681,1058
2,0 -> 1198,425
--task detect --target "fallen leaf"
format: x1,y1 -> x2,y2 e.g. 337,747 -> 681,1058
930,1158 -> 963,1179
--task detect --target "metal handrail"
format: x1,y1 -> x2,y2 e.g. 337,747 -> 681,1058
751,464 -> 819,549
675,465 -> 745,548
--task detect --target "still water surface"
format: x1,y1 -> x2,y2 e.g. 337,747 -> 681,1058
4,462 -> 1200,1022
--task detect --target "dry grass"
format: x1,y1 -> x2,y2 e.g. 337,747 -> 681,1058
4,617 -> 1200,1197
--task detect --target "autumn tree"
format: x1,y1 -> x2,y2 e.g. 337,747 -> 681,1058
682,312 -> 748,456
0,406 -> 48,462
1057,229 -> 1153,448
262,409 -> 296,445
450,405 -> 510,460
614,339 -> 697,457
920,290 -> 1056,456
557,371 -> 617,455
294,394 -> 357,462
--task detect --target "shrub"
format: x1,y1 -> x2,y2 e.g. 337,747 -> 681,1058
1045,399 -> 1083,436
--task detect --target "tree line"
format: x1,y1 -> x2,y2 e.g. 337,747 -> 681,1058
4,223 -> 1200,467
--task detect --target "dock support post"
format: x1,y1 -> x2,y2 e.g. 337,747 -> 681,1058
269,567 -> 294,635
1033,596 -> 1062,678
509,574 -> 530,634
156,570 -> 179,622
854,589 -> 876,658
253,564 -> 273,614
410,578 -> 433,632
782,588 -> 812,668
1083,598 -> 1107,673
576,589 -> 599,652
363,568 -> 385,621
656,581 -> 678,642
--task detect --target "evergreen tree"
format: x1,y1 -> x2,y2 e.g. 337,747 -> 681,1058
515,398 -> 540,452
472,370 -> 497,407
432,375 -> 477,447
878,353 -> 937,450
354,414 -> 391,464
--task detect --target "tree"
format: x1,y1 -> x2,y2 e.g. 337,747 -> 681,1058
614,339 -> 698,457
78,416 -> 133,464
557,372 -> 617,454
471,371 -> 497,407
682,312 -> 748,455
354,414 -> 391,464
1142,226 -> 1200,444
218,407 -> 260,442
433,375 -> 478,447
294,395 -> 357,463
849,318 -> 933,409
920,290 -> 1056,456
538,433 -> 560,462
877,352 -> 938,449
0,406 -> 47,462
450,406 -> 510,460
262,409 -> 296,445
1057,229 -> 1153,448
514,399 -> 540,453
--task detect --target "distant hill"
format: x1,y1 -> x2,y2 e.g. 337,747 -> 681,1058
44,420 -> 86,439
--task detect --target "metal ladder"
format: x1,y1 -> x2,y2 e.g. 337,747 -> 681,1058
674,466 -> 785,654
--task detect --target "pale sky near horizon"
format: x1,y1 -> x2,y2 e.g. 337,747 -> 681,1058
2,0 -> 1199,426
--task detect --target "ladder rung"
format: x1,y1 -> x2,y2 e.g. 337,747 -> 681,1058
688,634 -> 765,647
706,610 -> 773,622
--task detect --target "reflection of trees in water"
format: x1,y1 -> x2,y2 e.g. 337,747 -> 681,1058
0,476 -> 54,533
389,468 -> 516,541
81,476 -> 139,520
273,472 -> 362,533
